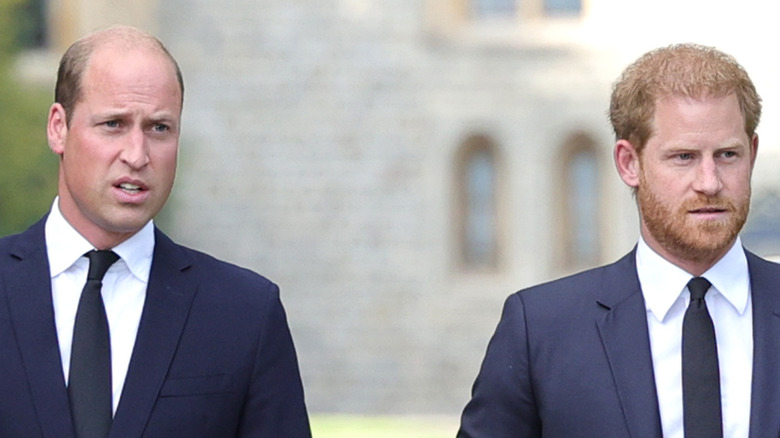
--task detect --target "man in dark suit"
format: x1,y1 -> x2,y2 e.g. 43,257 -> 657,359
0,25 -> 310,437
458,44 -> 776,437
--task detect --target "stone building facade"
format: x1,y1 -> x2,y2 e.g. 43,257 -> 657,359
160,1 -> 630,414
18,0 -> 780,415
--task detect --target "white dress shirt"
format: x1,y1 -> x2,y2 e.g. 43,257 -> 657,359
45,198 -> 152,414
637,237 -> 752,438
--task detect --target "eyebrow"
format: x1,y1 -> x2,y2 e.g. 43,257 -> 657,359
148,112 -> 181,131
94,110 -> 179,122
715,139 -> 749,150
93,109 -> 131,120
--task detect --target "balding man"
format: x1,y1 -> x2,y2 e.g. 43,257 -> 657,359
0,26 -> 310,438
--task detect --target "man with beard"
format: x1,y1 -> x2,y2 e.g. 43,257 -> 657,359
458,44 -> 778,438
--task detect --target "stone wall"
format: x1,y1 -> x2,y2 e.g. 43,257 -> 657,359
157,0 -> 632,414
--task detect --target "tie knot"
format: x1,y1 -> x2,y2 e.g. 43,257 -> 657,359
687,276 -> 712,301
85,250 -> 119,281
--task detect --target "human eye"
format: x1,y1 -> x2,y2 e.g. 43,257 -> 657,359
666,151 -> 697,166
713,149 -> 741,162
675,152 -> 695,161
152,123 -> 170,133
148,117 -> 176,135
103,120 -> 120,129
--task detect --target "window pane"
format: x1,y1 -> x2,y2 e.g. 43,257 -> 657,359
568,149 -> 598,263
544,0 -> 581,15
471,0 -> 517,18
464,147 -> 497,266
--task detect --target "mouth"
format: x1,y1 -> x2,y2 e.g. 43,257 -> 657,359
688,206 -> 730,220
690,207 -> 727,214
116,181 -> 148,195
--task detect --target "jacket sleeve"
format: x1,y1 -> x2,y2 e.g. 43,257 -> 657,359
237,284 -> 311,437
458,293 -> 541,438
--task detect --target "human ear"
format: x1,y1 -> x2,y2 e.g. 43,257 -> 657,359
750,133 -> 759,168
614,139 -> 640,188
47,103 -> 68,156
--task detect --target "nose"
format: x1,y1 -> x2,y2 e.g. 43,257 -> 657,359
692,157 -> 723,196
120,127 -> 150,170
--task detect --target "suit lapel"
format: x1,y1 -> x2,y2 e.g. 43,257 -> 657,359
595,251 -> 663,438
110,230 -> 198,437
747,252 -> 780,437
3,219 -> 75,438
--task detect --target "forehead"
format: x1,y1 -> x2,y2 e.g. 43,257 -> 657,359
640,93 -> 750,157
652,93 -> 745,133
80,44 -> 182,108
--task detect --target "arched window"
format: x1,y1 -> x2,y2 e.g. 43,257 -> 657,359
456,134 -> 500,269
559,133 -> 600,270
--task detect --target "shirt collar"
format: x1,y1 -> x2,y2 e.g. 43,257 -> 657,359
45,197 -> 155,283
637,236 -> 749,322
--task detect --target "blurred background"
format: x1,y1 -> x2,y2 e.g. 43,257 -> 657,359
4,0 -> 780,435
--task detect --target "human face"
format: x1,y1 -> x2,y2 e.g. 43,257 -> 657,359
615,93 -> 757,275
47,44 -> 182,249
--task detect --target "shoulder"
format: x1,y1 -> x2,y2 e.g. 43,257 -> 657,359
0,217 -> 47,263
746,249 -> 780,271
185,246 -> 276,289
500,250 -> 639,325
153,229 -> 280,302
514,250 -> 637,302
745,249 -> 780,298
0,232 -> 17,254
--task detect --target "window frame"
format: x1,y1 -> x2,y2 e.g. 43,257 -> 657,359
453,133 -> 504,271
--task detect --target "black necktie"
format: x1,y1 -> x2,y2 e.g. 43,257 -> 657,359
69,250 -> 119,438
682,276 -> 723,438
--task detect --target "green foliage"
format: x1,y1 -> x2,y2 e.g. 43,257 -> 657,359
0,0 -> 58,237
0,0 -> 20,59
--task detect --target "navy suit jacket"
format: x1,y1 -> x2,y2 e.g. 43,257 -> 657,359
0,218 -> 311,437
458,248 -> 780,438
